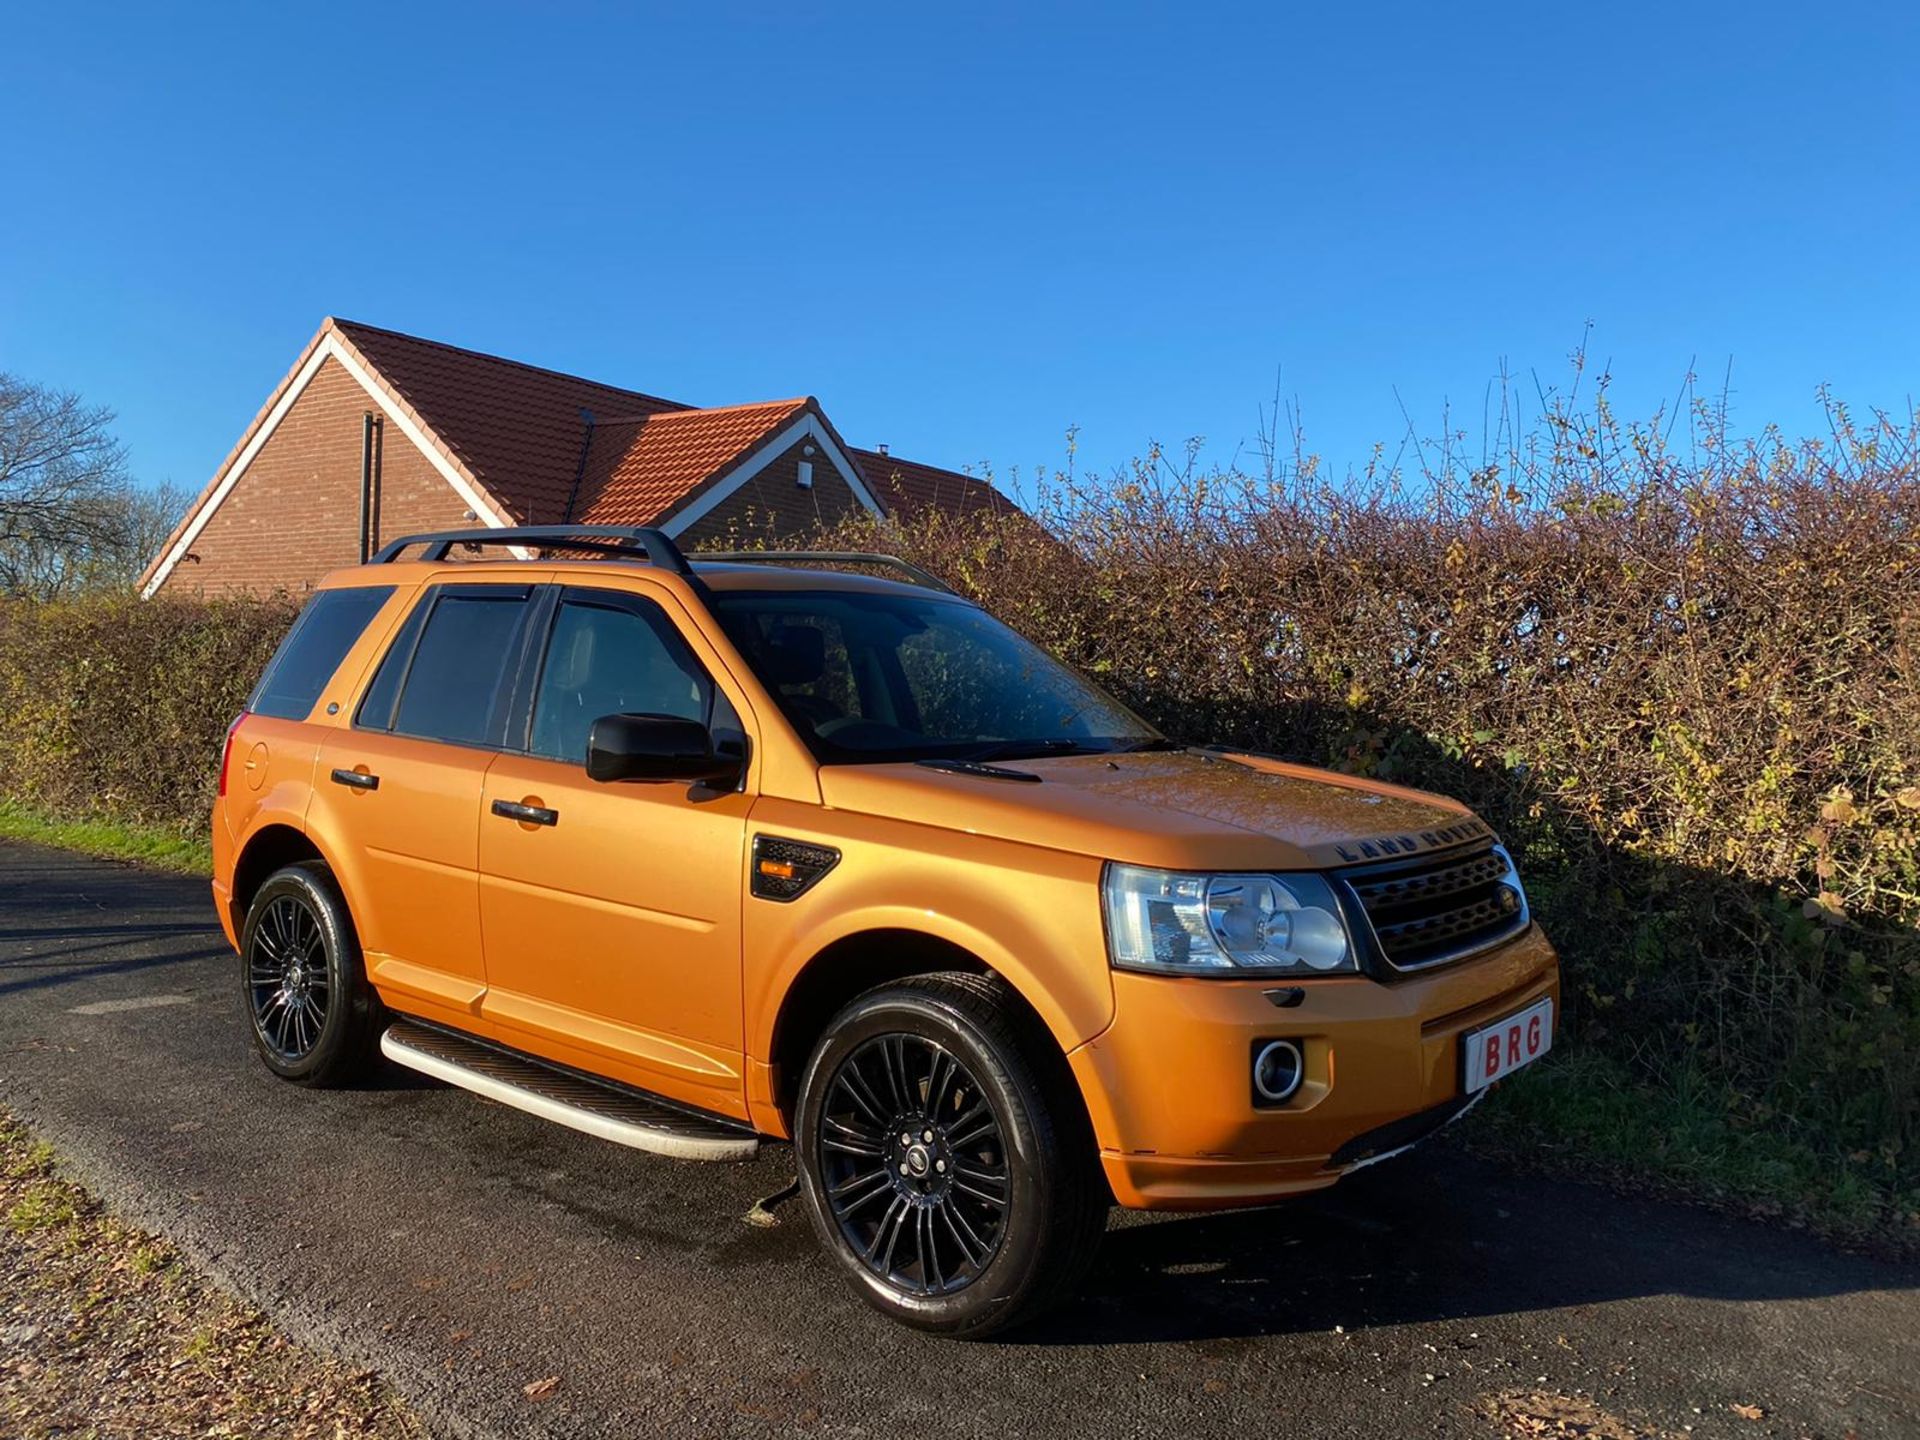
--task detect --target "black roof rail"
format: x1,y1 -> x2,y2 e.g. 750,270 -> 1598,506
693,550 -> 958,596
370,525 -> 692,574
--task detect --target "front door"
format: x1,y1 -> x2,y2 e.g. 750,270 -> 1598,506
477,584 -> 753,1117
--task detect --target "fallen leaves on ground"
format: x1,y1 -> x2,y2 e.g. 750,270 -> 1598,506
0,1107 -> 425,1440
1479,1387 -> 1675,1439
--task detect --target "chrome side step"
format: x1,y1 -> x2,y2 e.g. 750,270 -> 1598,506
380,1021 -> 759,1162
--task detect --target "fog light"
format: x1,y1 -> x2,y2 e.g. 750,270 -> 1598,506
1252,1039 -> 1304,1104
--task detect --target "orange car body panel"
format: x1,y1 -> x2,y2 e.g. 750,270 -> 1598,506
211,712 -> 326,949
215,556 -> 1563,1208
476,745 -> 754,1112
1076,928 -> 1560,1208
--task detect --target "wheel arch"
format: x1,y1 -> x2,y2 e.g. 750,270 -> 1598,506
766,929 -> 1097,1155
229,823 -> 328,935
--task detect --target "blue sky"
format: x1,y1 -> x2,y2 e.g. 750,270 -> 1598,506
2,2 -> 1915,502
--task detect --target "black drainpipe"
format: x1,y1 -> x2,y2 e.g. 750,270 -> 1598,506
357,410 -> 374,564
358,412 -> 384,561
371,416 -> 384,554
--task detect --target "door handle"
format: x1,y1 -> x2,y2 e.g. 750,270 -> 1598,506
491,798 -> 559,827
330,767 -> 379,791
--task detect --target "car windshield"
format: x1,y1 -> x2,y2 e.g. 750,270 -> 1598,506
708,589 -> 1164,764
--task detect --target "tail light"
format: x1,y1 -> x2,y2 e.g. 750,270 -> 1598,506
216,714 -> 245,797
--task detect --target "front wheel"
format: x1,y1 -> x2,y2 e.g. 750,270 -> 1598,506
794,972 -> 1107,1337
240,862 -> 379,1086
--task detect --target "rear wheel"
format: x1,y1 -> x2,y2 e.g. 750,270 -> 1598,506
795,972 -> 1106,1337
240,862 -> 379,1086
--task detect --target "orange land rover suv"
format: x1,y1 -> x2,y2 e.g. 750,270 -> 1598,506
214,525 -> 1560,1336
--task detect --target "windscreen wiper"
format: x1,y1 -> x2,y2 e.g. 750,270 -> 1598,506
961,738 -> 1111,763
914,758 -> 1043,783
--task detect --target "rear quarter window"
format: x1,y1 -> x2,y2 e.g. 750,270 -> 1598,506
248,587 -> 395,721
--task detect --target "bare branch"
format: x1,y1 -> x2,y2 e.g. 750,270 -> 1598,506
0,372 -> 149,596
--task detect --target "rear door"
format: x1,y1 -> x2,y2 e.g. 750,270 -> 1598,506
227,582 -> 400,842
476,582 -> 755,1116
311,579 -> 543,1020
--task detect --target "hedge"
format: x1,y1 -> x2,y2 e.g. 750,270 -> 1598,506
0,592 -> 294,826
801,411 -> 1919,1229
1,396 -> 1914,1232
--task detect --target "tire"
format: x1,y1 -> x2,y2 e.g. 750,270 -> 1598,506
239,861 -> 380,1086
794,971 -> 1107,1338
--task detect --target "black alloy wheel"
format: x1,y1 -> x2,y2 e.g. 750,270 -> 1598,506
248,891 -> 331,1062
796,972 -> 1108,1337
240,862 -> 379,1086
818,1033 -> 1011,1296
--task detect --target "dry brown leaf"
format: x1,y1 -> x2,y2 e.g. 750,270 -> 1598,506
522,1376 -> 561,1401
1820,791 -> 1859,824
1729,1401 -> 1766,1420
1478,1387 -> 1662,1440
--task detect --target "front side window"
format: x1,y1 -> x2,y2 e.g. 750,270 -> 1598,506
365,586 -> 534,747
710,590 -> 1159,763
248,586 -> 394,721
528,596 -> 712,763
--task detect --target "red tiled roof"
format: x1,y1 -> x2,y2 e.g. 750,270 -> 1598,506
143,318 -> 1031,591
571,398 -> 811,525
333,320 -> 1029,529
851,449 -> 1021,520
332,319 -> 688,524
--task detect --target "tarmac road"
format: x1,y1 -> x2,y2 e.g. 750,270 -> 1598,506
1,837 -> 1914,1439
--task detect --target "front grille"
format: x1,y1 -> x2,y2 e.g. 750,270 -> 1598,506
1340,842 -> 1528,972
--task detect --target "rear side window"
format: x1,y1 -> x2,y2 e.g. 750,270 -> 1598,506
370,587 -> 534,747
248,587 -> 394,721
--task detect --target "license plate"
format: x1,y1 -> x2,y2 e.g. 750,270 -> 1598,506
1463,997 -> 1553,1092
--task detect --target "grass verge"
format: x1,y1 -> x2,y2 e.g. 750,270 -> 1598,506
0,802 -> 211,875
0,1107 -> 424,1440
1464,1049 -> 1920,1259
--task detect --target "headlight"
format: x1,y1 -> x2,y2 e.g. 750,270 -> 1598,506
1102,864 -> 1356,976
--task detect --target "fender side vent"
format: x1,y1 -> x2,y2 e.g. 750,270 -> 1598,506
752,835 -> 840,902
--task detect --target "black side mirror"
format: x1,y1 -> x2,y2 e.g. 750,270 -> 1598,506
586,713 -> 742,786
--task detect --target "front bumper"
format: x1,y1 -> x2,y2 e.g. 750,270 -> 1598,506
1067,924 -> 1560,1210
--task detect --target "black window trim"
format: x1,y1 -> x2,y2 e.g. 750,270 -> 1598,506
351,588 -> 430,733
499,583 -> 561,755
352,581 -> 541,754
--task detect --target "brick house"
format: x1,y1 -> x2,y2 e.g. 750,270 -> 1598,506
140,318 -> 1020,596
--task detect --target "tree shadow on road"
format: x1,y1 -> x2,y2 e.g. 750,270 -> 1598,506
0,941 -> 232,999
0,847 -> 224,998
1012,1143 -> 1918,1346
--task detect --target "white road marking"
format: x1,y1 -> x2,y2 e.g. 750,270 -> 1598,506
67,994 -> 195,1016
